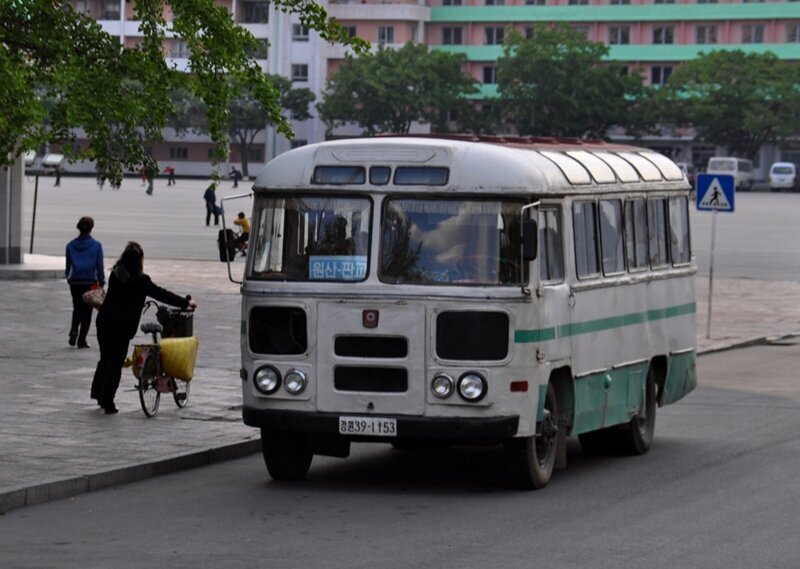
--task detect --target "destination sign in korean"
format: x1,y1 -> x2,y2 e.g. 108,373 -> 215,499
309,256 -> 367,281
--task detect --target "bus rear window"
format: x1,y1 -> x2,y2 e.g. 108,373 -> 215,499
312,166 -> 365,185
393,167 -> 449,186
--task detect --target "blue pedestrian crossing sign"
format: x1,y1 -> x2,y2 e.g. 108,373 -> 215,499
696,173 -> 735,212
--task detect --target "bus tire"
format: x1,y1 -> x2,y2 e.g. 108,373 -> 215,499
504,383 -> 558,490
261,430 -> 313,481
616,365 -> 657,455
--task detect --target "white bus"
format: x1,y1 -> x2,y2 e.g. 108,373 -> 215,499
224,135 -> 697,489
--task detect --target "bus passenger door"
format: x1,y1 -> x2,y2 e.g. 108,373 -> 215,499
535,204 -> 571,364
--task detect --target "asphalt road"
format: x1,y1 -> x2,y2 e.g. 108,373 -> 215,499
2,341 -> 798,569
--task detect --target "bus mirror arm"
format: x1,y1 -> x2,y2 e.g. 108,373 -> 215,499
220,192 -> 254,285
519,201 -> 540,296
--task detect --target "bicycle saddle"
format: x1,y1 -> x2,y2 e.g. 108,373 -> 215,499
141,322 -> 163,334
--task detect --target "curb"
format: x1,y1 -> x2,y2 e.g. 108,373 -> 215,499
0,438 -> 260,515
0,268 -> 63,281
697,331 -> 800,356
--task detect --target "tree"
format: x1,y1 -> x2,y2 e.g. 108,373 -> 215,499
0,0 -> 366,183
660,50 -> 800,160
496,24 -> 644,139
186,76 -> 315,177
318,42 -> 479,136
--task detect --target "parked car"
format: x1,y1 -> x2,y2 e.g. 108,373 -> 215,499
706,157 -> 754,191
768,162 -> 798,192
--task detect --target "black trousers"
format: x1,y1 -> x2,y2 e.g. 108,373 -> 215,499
91,326 -> 130,406
69,283 -> 94,345
205,203 -> 219,226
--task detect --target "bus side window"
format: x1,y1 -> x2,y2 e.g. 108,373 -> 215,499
539,208 -> 564,282
599,199 -> 625,276
573,201 -> 600,279
669,196 -> 691,265
647,197 -> 670,268
625,198 -> 649,271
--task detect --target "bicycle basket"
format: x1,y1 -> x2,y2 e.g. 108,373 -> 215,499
156,306 -> 194,338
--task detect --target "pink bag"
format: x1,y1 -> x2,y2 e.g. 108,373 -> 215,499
82,285 -> 106,309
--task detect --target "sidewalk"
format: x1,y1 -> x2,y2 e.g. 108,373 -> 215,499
1,259 -> 799,514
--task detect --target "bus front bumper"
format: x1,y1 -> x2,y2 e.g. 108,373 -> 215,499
243,408 -> 520,442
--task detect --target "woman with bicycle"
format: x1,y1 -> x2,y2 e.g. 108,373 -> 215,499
91,242 -> 197,414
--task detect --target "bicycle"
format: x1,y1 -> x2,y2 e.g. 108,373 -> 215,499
132,302 -> 196,417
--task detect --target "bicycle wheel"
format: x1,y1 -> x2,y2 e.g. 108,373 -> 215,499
172,379 -> 190,408
138,351 -> 161,417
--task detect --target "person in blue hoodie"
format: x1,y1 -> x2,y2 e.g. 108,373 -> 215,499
65,217 -> 105,349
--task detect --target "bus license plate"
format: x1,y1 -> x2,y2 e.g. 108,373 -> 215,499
338,416 -> 397,437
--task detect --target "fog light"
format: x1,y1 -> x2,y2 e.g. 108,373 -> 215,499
254,365 -> 281,394
284,369 -> 308,395
431,374 -> 455,399
457,372 -> 487,402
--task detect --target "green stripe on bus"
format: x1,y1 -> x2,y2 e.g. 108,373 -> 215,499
514,302 -> 696,344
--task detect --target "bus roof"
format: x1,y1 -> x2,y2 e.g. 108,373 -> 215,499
253,136 -> 689,194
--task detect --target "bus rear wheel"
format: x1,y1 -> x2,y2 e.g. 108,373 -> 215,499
261,430 -> 313,481
504,383 -> 559,490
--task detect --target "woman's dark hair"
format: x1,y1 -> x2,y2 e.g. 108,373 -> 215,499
76,217 -> 94,235
117,241 -> 144,274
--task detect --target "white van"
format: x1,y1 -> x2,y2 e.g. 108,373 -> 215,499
769,162 -> 798,192
707,157 -> 754,191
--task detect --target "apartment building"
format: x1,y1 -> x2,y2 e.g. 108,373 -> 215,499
69,0 -> 799,177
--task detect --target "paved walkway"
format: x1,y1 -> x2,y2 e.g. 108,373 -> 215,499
1,257 -> 799,513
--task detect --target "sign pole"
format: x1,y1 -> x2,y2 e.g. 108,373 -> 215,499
29,173 -> 39,254
705,210 -> 717,339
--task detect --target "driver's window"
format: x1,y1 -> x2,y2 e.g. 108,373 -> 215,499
539,207 -> 564,283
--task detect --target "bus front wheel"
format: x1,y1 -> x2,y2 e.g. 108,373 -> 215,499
261,430 -> 313,481
504,383 -> 559,490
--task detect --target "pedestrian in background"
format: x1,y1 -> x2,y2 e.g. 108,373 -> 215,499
145,165 -> 156,195
233,211 -> 250,256
230,166 -> 243,188
65,216 -> 105,349
204,182 -> 220,226
90,242 -> 196,414
165,165 -> 176,186
54,166 -> 61,187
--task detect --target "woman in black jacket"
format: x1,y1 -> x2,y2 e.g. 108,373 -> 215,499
91,242 -> 197,414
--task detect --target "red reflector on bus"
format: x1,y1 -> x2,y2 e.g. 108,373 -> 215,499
510,381 -> 528,392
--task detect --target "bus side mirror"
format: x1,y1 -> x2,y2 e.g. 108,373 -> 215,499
217,229 -> 236,263
522,219 -> 538,261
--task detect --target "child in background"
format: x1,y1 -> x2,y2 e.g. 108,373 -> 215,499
233,212 -> 250,257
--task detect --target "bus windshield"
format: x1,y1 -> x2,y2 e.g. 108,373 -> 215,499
380,198 -> 524,286
249,195 -> 371,282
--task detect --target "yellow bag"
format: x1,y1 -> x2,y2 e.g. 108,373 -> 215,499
129,344 -> 156,380
159,336 -> 199,381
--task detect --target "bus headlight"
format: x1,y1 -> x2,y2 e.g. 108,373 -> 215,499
457,372 -> 487,402
254,366 -> 281,395
431,374 -> 455,399
284,369 -> 308,395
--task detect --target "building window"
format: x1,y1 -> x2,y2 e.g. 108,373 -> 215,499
654,0 -> 676,3
526,0 -> 546,4
485,26 -> 505,45
292,24 -> 309,41
242,1 -> 269,24
609,26 -> 630,45
609,0 -> 630,4
291,64 -> 308,82
290,140 -> 308,149
74,1 -> 90,14
696,0 -> 718,3
789,23 -> 800,42
572,25 -> 590,39
246,39 -> 269,59
482,65 -> 497,84
651,66 -> 673,86
742,24 -> 764,44
378,26 -> 394,45
443,27 -> 463,45
696,25 -> 718,44
568,0 -> 589,4
247,147 -> 264,162
169,147 -> 188,160
524,27 -> 535,39
343,26 -> 357,39
100,0 -> 120,19
653,26 -> 674,45
486,0 -> 505,4
442,0 -> 462,4
171,40 -> 191,59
